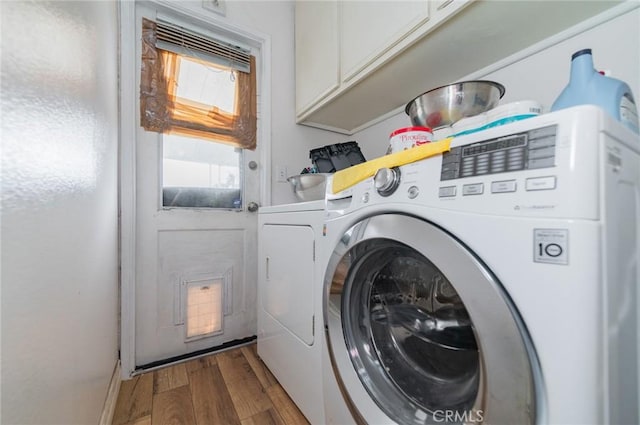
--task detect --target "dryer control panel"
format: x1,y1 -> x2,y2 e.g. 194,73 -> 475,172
440,125 -> 557,181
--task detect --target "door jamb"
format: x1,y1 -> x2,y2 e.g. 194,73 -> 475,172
118,0 -> 272,378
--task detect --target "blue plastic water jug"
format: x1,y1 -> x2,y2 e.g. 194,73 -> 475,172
551,49 -> 639,134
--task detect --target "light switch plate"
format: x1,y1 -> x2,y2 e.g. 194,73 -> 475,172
276,165 -> 288,183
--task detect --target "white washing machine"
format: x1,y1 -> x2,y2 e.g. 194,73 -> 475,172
257,200 -> 326,424
321,105 -> 640,424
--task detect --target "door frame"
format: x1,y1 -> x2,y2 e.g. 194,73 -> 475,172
118,0 -> 272,378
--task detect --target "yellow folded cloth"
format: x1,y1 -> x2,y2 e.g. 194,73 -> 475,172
331,138 -> 452,193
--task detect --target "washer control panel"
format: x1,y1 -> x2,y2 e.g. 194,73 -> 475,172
440,125 -> 557,181
329,107 -> 608,221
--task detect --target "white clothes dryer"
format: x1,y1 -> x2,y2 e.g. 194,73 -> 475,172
321,105 -> 640,425
257,200 -> 326,424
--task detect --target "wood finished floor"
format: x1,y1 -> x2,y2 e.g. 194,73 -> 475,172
112,343 -> 310,425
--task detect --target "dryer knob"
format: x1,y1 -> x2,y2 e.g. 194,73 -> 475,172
374,167 -> 401,197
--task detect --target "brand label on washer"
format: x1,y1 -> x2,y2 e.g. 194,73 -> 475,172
533,229 -> 568,265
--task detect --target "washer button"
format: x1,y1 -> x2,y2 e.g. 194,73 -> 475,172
463,183 -> 484,196
526,176 -> 556,191
491,180 -> 517,193
408,186 -> 419,199
362,192 -> 370,203
439,186 -> 456,198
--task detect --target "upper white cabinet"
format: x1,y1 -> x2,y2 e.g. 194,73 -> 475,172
295,0 -> 339,115
340,1 -> 429,83
295,0 -> 624,134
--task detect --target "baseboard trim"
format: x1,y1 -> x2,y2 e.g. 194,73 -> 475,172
99,360 -> 122,425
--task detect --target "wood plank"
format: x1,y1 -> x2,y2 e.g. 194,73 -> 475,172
241,345 -> 278,389
154,363 -> 189,394
217,350 -> 273,419
184,357 -> 207,373
123,415 -> 151,425
248,342 -> 260,358
113,346 -> 303,425
151,386 -> 196,425
112,373 -> 154,425
266,385 -> 310,425
189,364 -> 241,425
217,349 -> 255,383
206,354 -> 219,366
184,354 -> 218,374
240,409 -> 284,425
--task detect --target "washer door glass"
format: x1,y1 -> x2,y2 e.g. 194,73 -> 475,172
345,239 -> 479,417
325,214 -> 538,425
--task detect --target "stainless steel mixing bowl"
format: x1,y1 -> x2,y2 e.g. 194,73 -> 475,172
405,80 -> 505,129
287,173 -> 330,202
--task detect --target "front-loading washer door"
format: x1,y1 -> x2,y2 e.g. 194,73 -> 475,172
324,214 -> 540,425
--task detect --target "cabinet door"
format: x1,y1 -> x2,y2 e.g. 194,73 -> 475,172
295,0 -> 339,115
340,1 -> 429,82
262,224 -> 315,345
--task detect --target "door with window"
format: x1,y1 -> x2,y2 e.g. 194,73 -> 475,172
133,4 -> 262,368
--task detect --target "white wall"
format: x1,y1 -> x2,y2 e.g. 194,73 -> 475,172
352,7 -> 640,156
0,1 -> 119,424
224,1 -> 350,205
169,3 -> 639,205
176,1 -> 345,205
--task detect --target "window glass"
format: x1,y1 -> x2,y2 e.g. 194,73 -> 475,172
175,56 -> 236,113
162,134 -> 242,209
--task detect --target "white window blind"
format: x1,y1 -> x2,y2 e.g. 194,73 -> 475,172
155,17 -> 251,73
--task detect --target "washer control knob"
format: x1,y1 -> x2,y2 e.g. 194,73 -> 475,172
374,167 -> 401,197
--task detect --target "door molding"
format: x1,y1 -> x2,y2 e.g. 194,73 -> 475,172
119,0 -> 272,378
